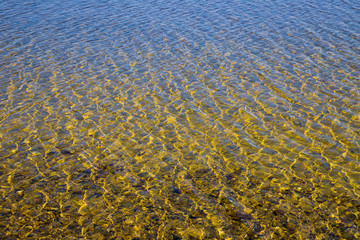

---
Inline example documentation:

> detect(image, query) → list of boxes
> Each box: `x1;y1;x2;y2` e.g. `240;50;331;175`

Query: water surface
1;0;360;239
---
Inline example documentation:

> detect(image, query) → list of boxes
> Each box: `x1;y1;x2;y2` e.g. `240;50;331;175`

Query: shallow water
1;0;360;239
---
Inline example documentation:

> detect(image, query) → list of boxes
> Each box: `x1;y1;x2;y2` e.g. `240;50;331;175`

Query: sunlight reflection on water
0;0;360;239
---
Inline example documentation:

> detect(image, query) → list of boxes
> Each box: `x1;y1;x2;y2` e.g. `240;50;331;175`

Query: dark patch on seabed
0;0;360;239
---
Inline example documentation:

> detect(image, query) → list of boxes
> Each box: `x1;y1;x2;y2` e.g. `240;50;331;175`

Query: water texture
1;0;360;239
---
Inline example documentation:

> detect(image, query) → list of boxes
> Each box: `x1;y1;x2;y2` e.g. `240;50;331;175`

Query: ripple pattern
0;0;360;239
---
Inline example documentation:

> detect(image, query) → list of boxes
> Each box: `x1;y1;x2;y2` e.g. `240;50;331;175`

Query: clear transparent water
0;0;360;239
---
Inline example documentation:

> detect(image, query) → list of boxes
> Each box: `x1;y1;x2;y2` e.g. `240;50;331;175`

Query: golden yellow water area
0;0;360;239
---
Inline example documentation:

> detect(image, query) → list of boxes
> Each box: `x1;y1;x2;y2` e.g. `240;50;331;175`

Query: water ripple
1;0;360;239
